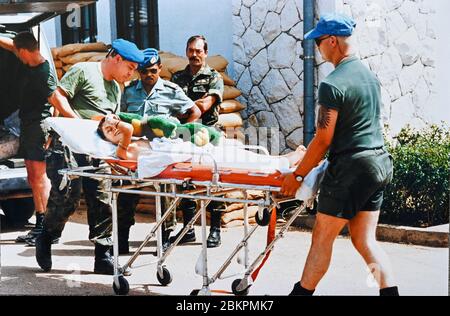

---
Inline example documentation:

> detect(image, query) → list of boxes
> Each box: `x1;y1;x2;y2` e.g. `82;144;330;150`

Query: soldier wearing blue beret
118;48;201;254
35;39;145;275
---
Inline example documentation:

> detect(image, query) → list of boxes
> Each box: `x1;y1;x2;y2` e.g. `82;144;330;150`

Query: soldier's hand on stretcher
280;173;302;197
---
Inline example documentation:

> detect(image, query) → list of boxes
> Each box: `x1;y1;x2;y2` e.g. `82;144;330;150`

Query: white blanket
44;117;117;158
137;138;292;178
44;117;327;201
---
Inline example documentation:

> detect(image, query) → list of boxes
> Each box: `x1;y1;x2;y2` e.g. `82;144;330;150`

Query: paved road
0;211;448;296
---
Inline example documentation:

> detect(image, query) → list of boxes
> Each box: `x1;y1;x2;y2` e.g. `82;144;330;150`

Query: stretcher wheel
255;208;271;226
112;276;129;295
156;267;172;286
231;279;250;296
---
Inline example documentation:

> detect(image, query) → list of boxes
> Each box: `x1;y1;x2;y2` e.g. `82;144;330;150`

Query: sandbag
54;60;63;68
206;55;228;72
224;190;265;200
220;72;236;86
88;52;108;62
56;68;64;80
51;47;60;59
223;86;242;100
60;52;102;64
219;99;245;114
164;57;189;74
160;65;172;80
62;64;72;72
224;203;245;213
159;51;178;58
224;128;245;143
218;113;243;128
222;205;259;224
59;42;109;58
222;217;257;228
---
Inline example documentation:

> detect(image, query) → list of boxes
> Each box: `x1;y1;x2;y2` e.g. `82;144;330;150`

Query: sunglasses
139;68;159;75
315;35;332;47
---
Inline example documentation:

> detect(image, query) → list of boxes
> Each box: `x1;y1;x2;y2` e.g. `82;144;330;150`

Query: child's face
101;114;122;144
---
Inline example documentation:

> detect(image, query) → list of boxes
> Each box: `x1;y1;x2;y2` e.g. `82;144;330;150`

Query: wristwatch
294;173;304;183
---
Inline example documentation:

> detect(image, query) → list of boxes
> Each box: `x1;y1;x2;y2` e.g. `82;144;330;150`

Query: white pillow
44;117;117;158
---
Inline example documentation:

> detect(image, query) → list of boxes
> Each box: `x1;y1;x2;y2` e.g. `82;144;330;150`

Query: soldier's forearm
0;37;15;52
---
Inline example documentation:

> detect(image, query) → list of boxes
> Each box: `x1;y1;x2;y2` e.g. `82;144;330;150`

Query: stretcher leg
123;196;179;271
210;218;259;283
112;192;129;295
243;192;249;269
231;203;308;296
198;196;211;296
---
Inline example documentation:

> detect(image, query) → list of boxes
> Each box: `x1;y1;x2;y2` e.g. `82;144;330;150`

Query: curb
290;214;449;248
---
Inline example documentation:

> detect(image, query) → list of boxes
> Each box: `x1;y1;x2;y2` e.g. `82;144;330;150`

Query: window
116;0;159;49
61;3;97;44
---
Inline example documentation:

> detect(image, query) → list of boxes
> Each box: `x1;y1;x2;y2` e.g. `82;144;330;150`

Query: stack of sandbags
218;190;266;228
51;42;110;80
160;53;245;143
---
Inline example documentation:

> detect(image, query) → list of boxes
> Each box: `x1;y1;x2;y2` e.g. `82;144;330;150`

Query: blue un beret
111;39;145;64
139;48;160;69
304;13;356;40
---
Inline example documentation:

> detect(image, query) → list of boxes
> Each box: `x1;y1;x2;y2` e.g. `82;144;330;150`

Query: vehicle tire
1;197;35;224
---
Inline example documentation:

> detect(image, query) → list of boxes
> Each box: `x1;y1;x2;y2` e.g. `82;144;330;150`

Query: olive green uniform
19;60;57;161
317;56;393;219
171;65;224;126
44;62;120;245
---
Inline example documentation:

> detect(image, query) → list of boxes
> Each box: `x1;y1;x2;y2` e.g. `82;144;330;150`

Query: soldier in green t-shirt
0;32;57;246
34;39;145;275
281;14;398;296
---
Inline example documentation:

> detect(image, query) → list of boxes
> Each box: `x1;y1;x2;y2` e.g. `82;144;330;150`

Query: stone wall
341;0;437;137
232;0;439;152
232;0;305;154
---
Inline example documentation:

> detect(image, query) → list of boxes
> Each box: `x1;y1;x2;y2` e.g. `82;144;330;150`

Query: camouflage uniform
44;135;113;245
44;62;123;246
172;65;226;226
171;65;224;126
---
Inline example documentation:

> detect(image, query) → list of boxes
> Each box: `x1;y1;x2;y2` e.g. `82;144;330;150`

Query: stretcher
46;117;328;296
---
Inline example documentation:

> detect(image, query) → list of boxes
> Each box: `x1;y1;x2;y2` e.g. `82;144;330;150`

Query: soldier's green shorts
317;148;393;220
19;119;49;162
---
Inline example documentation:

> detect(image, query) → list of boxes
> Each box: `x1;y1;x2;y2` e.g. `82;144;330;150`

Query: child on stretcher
97;113;306;169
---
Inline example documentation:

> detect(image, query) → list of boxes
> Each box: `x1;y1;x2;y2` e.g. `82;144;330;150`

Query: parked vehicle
0;1;96;224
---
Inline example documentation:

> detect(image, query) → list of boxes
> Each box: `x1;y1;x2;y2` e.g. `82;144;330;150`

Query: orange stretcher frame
100;157;293;296
104;159;286;188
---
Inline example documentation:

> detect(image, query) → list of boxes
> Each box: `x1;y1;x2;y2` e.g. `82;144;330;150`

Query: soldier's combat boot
35;231;53;272
16;212;44;243
207;209;222;248
170;203;196;244
94;244;114;275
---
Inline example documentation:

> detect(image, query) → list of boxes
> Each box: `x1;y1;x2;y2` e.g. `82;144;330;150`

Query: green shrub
381;124;450;227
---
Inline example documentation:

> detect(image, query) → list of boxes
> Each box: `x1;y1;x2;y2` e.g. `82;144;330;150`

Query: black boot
162;228;172;252
35;231;53;272
169;203;196;244
118;227;130;255
94;244;115;275
16;213;44;243
207;209;222;248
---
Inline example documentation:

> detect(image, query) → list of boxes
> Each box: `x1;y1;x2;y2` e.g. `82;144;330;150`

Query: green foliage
381;124;450;227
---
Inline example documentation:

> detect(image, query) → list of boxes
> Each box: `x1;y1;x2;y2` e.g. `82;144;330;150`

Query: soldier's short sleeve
170;85;195;116
208;71;224;103
59;64;85;99
318;82;343;111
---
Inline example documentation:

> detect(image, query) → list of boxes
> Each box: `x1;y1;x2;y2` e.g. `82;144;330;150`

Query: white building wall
158;0;234;77
96;0;116;44
232;0;447;150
